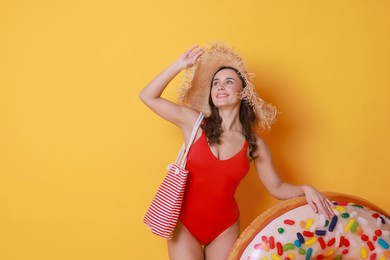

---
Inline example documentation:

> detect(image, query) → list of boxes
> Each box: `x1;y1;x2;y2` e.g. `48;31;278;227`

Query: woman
139;43;334;260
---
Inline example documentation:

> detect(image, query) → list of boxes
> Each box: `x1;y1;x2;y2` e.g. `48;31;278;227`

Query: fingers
177;45;204;69
308;200;318;214
323;197;335;218
314;197;335;219
304;188;335;219
191;46;204;60
187;44;200;52
184;45;204;66
302;185;336;219
318;200;333;219
326;198;334;210
186;45;203;57
326;198;336;216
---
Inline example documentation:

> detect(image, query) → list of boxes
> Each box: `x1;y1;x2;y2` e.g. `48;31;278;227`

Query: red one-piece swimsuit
179;130;250;245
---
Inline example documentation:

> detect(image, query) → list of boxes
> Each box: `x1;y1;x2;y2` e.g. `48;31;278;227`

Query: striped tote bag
143;113;204;239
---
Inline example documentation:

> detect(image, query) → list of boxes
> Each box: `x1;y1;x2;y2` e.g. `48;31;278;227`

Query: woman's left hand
303;185;335;219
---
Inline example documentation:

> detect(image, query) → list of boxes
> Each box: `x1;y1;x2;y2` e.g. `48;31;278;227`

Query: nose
217;83;225;90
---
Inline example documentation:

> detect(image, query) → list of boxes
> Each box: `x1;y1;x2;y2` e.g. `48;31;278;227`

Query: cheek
210;87;218;96
235;85;245;95
230;85;243;96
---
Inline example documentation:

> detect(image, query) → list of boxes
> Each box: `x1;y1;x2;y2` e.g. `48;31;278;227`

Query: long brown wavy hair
201;66;258;160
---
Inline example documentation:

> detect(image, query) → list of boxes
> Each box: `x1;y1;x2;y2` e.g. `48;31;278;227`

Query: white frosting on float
241;202;390;260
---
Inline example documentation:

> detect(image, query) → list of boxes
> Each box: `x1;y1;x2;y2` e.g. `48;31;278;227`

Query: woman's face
210;68;244;109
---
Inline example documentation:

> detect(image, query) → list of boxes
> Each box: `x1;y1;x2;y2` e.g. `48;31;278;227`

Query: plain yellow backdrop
1;0;389;259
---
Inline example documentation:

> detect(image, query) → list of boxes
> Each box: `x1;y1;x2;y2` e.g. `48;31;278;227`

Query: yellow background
1;0;389;259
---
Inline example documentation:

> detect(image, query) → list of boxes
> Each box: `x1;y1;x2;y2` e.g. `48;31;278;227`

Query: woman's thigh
204;220;240;260
167;221;204;260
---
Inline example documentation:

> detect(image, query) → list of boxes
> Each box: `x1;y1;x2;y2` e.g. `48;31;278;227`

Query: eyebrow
213;77;236;81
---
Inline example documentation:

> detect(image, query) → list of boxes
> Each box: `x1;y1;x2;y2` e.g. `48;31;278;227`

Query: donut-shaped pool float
229;192;390;260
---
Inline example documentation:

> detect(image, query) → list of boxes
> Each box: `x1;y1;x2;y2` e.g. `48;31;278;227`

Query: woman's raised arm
139;45;203;128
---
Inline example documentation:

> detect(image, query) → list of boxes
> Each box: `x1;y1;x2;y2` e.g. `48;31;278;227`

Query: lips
216;93;229;98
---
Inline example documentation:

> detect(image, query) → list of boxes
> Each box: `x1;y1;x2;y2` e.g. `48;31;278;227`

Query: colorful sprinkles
244;202;390;260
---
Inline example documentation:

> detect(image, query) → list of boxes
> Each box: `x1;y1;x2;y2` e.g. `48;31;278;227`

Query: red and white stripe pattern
143;163;189;239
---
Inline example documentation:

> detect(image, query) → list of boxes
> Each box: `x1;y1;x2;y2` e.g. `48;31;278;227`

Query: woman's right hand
139;45;204;128
176;45;204;70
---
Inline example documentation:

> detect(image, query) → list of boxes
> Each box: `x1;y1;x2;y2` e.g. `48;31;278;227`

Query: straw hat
178;42;277;131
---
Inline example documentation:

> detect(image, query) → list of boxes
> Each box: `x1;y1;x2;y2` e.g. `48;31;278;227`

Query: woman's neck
218;108;242;133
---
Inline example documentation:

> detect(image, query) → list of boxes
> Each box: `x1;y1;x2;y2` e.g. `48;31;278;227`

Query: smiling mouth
216;94;229;98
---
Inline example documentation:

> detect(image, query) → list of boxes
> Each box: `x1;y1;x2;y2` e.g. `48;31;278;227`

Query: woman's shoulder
253;135;272;159
255;135;266;147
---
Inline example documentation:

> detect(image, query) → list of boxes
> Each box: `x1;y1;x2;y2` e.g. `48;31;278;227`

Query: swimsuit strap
174;113;204;168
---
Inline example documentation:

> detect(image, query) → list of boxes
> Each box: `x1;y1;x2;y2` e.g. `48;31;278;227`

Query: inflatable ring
229;192;390;259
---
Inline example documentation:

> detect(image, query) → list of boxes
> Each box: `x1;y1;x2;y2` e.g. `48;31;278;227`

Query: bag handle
174;113;204;168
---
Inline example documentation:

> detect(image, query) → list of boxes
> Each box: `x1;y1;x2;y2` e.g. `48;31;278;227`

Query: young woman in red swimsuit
139;43;334;260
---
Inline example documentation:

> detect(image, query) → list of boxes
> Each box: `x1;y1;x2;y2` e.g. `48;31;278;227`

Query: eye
212;81;220;87
226;80;233;84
